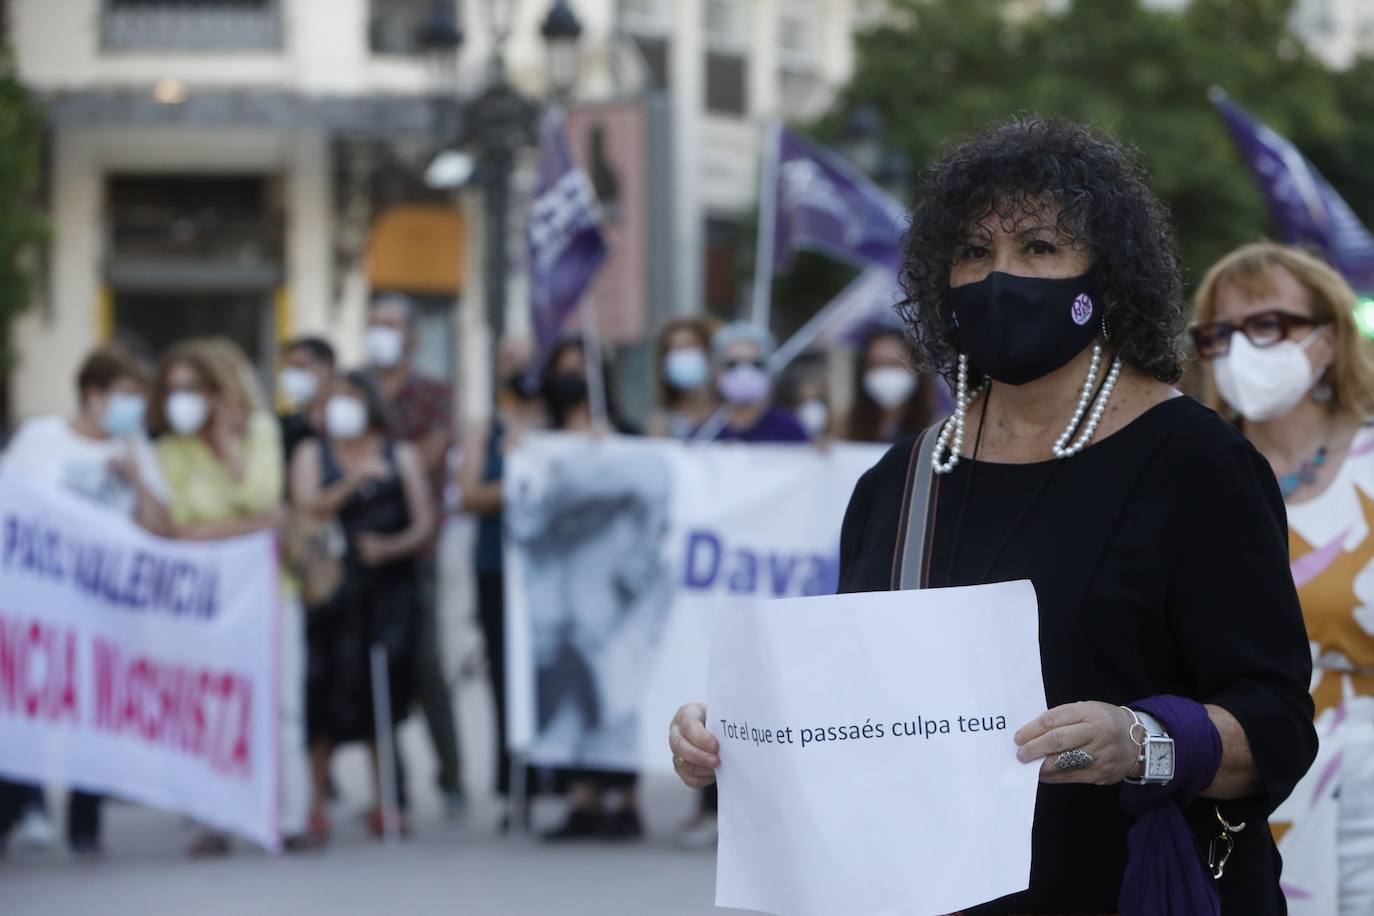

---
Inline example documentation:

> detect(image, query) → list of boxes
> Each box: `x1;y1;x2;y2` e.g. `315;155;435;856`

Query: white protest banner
503;433;885;774
0;473;280;849
710;583;1045;916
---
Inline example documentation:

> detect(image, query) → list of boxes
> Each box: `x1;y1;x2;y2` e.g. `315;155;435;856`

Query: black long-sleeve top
837;396;1316;915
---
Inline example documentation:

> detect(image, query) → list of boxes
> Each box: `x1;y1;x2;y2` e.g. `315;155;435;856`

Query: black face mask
545;372;589;411
505;373;538;401
949;270;1102;385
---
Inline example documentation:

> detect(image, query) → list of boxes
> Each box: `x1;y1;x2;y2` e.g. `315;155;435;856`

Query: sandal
187;832;232;858
367;807;410;839
284;810;329;852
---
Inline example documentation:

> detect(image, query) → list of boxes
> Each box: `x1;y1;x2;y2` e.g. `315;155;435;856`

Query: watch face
1147;740;1174;778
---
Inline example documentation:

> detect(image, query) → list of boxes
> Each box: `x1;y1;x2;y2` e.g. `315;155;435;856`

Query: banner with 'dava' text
710;583;1047;916
0;473;280;849
503;433;886;774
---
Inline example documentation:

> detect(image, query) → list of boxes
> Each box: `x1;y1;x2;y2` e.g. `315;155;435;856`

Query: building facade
8;0;872;425
1291;0;1374;70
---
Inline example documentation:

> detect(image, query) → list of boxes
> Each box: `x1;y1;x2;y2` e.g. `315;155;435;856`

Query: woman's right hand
669;702;720;789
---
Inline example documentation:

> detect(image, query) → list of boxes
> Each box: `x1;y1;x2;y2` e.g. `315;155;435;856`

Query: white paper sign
709;581;1046;916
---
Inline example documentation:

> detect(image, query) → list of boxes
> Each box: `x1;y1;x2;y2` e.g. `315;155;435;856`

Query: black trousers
0;782;100;846
67;791;101;845
0;779;24;835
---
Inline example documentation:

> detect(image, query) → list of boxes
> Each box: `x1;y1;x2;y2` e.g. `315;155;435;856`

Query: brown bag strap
891;421;945;591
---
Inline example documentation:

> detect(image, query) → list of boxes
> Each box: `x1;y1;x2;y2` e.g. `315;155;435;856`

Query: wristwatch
1121;708;1175;785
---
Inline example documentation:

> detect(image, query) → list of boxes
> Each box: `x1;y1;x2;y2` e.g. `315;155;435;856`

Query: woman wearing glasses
1193;241;1374;914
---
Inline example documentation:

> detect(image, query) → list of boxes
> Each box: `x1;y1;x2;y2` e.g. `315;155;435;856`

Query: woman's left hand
1013;701;1140;786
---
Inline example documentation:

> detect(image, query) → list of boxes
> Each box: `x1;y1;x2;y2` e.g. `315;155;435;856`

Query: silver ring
1054;749;1095;771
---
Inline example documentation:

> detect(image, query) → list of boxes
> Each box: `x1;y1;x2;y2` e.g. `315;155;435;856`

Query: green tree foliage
820;0;1364;291
0;41;46;413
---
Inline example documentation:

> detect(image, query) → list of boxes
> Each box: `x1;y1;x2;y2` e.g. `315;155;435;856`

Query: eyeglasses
723;359;765;371
1191;310;1325;360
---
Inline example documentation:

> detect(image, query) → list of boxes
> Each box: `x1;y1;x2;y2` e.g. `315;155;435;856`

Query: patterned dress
1277;423;1374;915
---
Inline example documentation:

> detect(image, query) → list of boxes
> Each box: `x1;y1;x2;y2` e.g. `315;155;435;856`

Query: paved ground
1;682;723;916
2;524;728;916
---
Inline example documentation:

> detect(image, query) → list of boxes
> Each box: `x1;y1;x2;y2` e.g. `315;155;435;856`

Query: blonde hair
1192;241;1374;418
147;337;264;437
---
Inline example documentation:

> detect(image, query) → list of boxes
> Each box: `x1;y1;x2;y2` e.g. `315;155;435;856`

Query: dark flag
1213;89;1374;293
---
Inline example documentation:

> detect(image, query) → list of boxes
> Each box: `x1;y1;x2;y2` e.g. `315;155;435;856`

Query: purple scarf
1117;695;1223;916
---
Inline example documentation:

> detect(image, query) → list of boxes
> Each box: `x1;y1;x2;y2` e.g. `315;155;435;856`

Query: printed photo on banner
503;433;885;775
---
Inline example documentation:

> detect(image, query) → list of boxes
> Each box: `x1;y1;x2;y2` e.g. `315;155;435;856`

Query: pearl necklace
933;344;1124;474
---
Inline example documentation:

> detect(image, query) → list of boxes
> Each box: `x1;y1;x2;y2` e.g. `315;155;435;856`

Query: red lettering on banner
89;636;253;780
0;613;79;724
231;678;252;775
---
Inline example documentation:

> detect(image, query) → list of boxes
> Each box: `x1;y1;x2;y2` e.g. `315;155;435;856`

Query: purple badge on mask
1071;293;1094;326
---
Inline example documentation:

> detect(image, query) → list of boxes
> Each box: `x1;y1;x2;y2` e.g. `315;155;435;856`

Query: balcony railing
101;0;283;53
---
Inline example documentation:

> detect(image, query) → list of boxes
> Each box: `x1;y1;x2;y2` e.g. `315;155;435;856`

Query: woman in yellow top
147;337;312;854
1194;242;1374;915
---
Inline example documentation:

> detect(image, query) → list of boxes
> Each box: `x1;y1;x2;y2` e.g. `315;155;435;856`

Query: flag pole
751;118;783;331
582;295;610;430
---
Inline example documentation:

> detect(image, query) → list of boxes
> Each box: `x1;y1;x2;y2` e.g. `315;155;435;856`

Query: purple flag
772;128;908;272
811;264;907;348
1213;91;1374;293
527;113;608;356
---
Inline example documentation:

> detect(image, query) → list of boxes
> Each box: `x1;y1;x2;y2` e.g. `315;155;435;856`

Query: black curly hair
898;116;1187;388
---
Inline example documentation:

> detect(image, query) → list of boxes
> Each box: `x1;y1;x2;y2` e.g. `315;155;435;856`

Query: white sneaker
15;807;57;851
677;814;718;850
443;791;468;822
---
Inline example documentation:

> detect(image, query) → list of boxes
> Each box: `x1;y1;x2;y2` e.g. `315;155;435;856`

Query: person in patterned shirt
1195;242;1374;915
366;294;465;816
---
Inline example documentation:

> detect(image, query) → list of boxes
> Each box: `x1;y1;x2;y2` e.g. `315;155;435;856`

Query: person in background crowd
148;337;312;856
457;338;546;827
647;317;719;439
843;327;940;444
671;116;1317;914
707;322;808;443
0;344;171;859
279;336;337;465
1193;242;1374;913
675;326;810;848
776;359;834;441
365;294;466;817
291;370;434;841
535;338;645;840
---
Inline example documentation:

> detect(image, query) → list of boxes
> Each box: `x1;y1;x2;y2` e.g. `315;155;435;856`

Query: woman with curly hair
668;117;1316;914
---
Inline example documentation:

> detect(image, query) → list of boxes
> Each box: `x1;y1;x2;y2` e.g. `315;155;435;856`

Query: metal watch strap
1121;706;1174;785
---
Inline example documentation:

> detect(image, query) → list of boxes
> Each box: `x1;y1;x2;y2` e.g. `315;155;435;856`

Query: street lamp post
842;104;912;202
540;0;584;106
421;0;582;398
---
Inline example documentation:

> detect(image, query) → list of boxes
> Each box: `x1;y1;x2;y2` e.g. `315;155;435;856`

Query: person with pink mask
704;322;808;444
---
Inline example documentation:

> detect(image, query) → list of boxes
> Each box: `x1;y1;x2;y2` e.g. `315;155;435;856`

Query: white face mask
365;325;406;368
324;395;369;440
796;399;830;438
100;392;146;438
863;366;918;409
278;367;318;408
1213;330;1322;422
166;391;210;435
664;347;710;391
